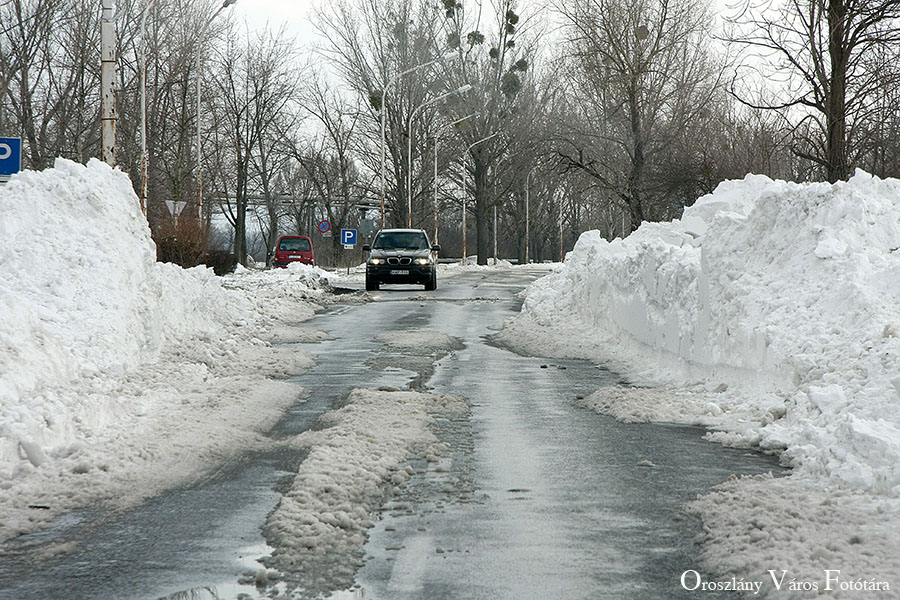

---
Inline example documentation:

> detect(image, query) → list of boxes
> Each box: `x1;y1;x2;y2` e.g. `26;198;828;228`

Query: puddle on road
373;366;419;389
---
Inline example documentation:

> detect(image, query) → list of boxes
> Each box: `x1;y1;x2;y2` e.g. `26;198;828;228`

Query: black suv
364;229;440;291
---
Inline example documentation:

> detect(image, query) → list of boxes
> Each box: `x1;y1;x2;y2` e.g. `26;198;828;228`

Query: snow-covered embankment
500;171;900;590
0;159;324;540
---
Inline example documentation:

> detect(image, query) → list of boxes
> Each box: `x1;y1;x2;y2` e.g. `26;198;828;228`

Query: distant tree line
2;0;899;267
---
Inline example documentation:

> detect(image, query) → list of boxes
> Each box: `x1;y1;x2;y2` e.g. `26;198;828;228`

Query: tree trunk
627;81;646;232
473;158;490;265
235;152;249;267
826;0;849;182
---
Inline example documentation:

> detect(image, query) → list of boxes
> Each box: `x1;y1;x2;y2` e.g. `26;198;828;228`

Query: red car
271;235;315;268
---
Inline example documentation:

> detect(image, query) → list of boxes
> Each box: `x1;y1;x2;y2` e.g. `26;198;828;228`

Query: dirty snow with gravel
262;387;467;595
500;170;900;596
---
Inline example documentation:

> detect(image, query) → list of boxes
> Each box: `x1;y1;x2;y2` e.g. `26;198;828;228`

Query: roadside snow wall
0;159;250;469
521;171;900;495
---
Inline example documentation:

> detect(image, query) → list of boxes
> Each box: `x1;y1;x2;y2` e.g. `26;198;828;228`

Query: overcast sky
232;0;319;47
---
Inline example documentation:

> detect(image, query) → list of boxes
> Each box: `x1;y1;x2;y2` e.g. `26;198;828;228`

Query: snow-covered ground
499;171;900;596
6;157;898;596
0;159;338;542
0;159;515;595
334;256;519;287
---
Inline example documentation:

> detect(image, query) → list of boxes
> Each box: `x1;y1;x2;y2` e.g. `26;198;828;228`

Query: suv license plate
390;269;409;275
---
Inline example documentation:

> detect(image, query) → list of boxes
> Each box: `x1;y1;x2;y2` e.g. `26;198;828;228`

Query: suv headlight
369;258;384;265
414;257;431;266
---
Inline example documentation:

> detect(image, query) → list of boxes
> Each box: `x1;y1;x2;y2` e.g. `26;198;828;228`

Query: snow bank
264;387;467;594
500;171;900;589
0;159;250;408
0;160;326;540
688;475;900;598
449;257;517;269
513;171;900;495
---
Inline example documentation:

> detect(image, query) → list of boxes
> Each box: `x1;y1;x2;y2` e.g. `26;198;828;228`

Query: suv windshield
373;231;429;250
279;238;311;252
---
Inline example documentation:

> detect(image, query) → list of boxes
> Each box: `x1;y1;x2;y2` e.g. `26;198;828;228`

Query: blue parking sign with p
0;137;22;177
341;229;357;246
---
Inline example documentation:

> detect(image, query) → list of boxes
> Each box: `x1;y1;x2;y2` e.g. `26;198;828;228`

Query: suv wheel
366;276;380;291
424;269;437;291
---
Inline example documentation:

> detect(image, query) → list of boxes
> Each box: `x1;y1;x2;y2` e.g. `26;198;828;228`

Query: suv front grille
387;257;412;265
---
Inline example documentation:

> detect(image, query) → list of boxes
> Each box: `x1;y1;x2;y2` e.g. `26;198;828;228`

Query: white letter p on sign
0;143;11;160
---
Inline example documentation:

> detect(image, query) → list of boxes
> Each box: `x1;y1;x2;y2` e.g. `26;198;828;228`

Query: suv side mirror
362;244;371;252
431;244;441;253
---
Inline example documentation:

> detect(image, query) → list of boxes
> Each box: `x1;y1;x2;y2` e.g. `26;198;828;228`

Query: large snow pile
514;171;900;496
0;159;325;540
0;158;249;410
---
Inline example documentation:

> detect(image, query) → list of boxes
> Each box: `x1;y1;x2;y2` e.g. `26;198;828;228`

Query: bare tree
438;0;538;263
726;0;900;182
206;25;298;266
553;0;724;232
284;75;369;265
316;0;448;229
0;0;100;168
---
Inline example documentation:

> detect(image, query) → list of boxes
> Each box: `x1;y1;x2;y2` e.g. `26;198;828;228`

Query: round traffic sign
318;220;331;234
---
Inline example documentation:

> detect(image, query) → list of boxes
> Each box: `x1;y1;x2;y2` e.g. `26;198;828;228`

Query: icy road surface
0;267;782;599
346;269;783;600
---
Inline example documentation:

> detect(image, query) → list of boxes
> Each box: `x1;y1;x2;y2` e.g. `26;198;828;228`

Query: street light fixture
406;84;471;228
196;0;237;213
461;132;499;264
379;51;457;228
431;112;479;244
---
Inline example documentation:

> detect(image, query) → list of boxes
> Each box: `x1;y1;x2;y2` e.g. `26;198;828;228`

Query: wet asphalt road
350;269;782;600
0;267;783;600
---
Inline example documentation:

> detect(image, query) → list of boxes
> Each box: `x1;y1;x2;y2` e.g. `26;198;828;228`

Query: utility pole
100;0;116;165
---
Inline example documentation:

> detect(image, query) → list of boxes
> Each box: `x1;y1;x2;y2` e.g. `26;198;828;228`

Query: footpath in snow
499;171;900;597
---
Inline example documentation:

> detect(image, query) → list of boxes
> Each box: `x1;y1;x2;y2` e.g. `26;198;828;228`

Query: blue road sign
318;220;331;234
0;137;22;177
341;228;358;246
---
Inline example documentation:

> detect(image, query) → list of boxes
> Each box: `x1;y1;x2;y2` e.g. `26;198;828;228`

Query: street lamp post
100;0;116;166
432;112;478;245
139;0;157;215
195;0;237;214
494;204;498;263
379;51;456;228
141;0;156;216
406;84;471;228
461;132;499;264
525;166;536;264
